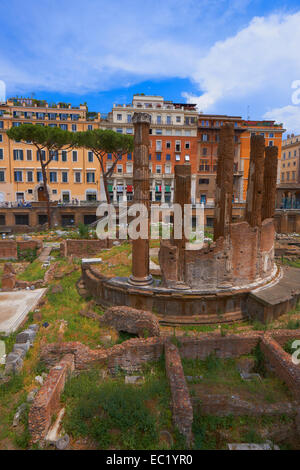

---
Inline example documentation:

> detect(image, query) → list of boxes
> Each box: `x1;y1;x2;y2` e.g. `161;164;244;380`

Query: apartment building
277;133;300;209
0;94;284;208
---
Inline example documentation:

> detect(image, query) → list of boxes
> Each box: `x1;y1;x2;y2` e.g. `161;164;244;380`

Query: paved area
38;246;52;263
0;289;46;335
251;266;300;305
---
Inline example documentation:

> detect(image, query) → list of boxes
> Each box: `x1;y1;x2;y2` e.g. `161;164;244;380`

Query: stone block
16;329;36;344
5;352;23;374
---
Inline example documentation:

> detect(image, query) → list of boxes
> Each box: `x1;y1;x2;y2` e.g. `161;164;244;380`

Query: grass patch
17;260;45;282
62;360;178;450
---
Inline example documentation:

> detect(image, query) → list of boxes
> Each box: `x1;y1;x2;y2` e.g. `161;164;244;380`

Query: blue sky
1;0;300;132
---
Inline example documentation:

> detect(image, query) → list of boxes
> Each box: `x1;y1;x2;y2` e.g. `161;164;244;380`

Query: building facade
277;133;300;209
0;94;284;211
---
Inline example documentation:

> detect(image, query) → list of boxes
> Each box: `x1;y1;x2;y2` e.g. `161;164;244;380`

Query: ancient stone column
129;113;153;286
173;163;191;283
245;134;265;227
213;123;235;241
262;146;278;220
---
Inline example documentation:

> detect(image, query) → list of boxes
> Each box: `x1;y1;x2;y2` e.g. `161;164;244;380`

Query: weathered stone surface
125;375;145;384
16;329;36;344
5;352;23;374
28;354;75;443
13;403;27;427
262;146;279;221
100;306;160;338
1;262;16;290
129;112;152;286
165;341;193;445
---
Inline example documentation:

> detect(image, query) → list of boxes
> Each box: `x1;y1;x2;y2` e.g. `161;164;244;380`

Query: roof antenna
247;105;250;121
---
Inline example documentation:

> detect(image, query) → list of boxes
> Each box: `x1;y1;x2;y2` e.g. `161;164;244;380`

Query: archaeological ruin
81;114;300;325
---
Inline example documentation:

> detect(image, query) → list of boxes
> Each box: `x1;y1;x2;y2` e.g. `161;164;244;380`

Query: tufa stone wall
100;305;161;338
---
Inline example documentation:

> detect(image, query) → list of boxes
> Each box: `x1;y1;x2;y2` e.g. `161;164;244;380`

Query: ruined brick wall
163;219;275;290
60;239;112;258
165;342;193;443
107;337;164;373
100;306;161;338
178;332;261;360
28;354;75;443
261;334;300;400
0;240;17;259
17;239;42;254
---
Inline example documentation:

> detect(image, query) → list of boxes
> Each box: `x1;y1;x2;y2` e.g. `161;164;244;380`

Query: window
156;140;162;151
202;147;208;156
127;153;132;160
185;155;190;161
157;116;162;124
0;149;3;160
175;154;180;161
199;178;209;184
166;141;171;149
50;150;59;161
107;153;112;160
50;171;57;183
0;171;5;182
88;151;94;162
86;172;95;183
37;171;43;182
72;124;77;132
74;172;81;183
166;129;172;136
126;162;133;173
156;165;162;174
202;134;208;142
37;150;46;161
0;134;2;142
269;141;274;147
166;154;171;161
72;151;78;162
14;171;23;182
176;116;181;123
62;150;67;162
165;164;171;174
156;153;161;161
166;116;171;125
15;214;29;225
88;124;93;131
175;129;182;136
117;165;123;174
117;114;122;121
53;190;57;195
62;172;68;183
127;115;132;123
126;128;133;134
0;122;3;129
116;128;123;134
185;130;191;136
60;124;68;130
185;141;190;149
156;129;162;135
27;171;33;183
26;149;32;161
269;133;274;138
175;141;181;152
13;149;24;161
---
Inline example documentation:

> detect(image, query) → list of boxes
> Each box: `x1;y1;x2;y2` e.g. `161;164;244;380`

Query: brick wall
60;239;112;258
261;334;300;400
28;354;75;443
165;341;193;443
17;240;42;254
0;240;17;259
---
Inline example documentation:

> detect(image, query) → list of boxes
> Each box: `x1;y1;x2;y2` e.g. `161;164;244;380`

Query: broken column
129;112;153;286
214;123;235;241
245;135;265;227
173;163;191;283
262;146;279;221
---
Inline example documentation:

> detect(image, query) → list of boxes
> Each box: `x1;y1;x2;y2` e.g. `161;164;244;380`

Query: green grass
182;354;290;403
17;260;45;282
62;360;179;450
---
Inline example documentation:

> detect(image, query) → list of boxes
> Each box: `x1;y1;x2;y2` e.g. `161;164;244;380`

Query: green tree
7;123;73;227
75;129;134;202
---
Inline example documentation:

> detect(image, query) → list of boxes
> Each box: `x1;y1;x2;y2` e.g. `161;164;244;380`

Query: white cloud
183;12;300;119
264;105;300;134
